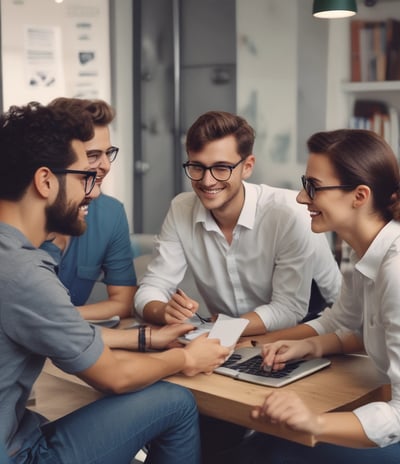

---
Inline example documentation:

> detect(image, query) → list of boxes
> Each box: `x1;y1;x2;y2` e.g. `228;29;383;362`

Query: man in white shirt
135;111;341;336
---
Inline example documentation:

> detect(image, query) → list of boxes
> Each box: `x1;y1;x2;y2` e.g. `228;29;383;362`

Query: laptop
214;346;331;388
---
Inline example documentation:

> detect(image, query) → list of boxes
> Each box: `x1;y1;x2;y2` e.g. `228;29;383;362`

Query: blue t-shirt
0;223;104;455
41;194;137;305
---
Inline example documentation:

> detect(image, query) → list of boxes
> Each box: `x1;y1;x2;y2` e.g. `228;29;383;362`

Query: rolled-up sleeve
354;391;400;447
135;205;188;317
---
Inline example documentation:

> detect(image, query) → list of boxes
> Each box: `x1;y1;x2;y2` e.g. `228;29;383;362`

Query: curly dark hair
0;101;94;201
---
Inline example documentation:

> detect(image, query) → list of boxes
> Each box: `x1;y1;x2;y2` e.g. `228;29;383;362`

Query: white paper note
207;314;249;347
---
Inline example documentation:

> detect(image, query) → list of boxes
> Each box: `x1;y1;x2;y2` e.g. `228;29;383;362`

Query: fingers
261;345;289;371
251;391;310;430
260;341;304;371
165;289;200;323
182;335;230;376
174;288;194;311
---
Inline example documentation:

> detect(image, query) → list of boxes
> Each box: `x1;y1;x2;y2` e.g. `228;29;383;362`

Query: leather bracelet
138;325;147;352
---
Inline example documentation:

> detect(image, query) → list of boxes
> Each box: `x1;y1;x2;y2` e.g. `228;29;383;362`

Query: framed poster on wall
0;0;111;110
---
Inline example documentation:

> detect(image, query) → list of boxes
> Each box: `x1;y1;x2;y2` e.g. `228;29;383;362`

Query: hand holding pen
164;287;200;325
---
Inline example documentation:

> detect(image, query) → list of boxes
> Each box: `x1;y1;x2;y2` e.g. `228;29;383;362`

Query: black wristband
138;325;147;352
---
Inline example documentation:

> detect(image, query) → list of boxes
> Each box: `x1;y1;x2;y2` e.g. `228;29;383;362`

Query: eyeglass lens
183;159;244;182
301;175;315;199
87;146;119;165
84;172;96;195
185;165;232;181
52;169;96;195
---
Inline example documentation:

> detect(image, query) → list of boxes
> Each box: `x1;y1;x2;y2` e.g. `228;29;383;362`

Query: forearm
255;324;318;344
78;286;136;320
240;312;268;336
80;346;187;393
101;326;151;351
308;332;344;358
240;312;318;339
113;348;187;389
313;412;376;448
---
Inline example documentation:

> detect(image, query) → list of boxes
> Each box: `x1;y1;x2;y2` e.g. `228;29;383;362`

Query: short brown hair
186;111;255;159
48;97;115;126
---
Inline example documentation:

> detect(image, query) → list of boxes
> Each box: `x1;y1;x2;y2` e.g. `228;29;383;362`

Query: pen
195;312;210;324
176;288;210;324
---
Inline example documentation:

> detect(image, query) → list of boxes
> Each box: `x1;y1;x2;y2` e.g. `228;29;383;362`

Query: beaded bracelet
138;325;147;352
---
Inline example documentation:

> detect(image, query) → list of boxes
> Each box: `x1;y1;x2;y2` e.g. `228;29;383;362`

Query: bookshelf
340;2;400;160
341;79;400;159
342;80;400;92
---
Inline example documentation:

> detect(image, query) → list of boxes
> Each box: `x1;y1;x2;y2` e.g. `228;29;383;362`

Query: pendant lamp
313;0;357;19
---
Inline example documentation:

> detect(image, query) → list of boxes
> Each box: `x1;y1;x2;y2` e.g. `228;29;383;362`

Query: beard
45;181;88;236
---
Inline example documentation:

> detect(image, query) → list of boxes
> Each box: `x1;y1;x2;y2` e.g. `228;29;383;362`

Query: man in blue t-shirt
40;98;136;321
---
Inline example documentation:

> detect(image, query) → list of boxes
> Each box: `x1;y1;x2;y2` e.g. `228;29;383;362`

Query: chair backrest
302;279;329;323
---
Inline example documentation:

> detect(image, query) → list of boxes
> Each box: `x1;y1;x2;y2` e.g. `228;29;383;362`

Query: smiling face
296;153;357;235
187;135;254;222
85;125;113;199
45;139;92;236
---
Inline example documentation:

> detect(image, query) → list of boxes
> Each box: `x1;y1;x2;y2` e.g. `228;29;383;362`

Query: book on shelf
386;18;400;81
350;18;400;82
350;99;399;159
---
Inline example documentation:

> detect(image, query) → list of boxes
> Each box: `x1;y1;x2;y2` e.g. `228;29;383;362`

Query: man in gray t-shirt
0;102;228;463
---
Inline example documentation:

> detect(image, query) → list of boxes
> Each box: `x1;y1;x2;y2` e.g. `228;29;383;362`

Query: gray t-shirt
0;223;104;456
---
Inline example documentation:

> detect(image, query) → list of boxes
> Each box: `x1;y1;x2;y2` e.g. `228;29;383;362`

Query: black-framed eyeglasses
182;158;245;181
86;146;119;165
51;169;97;195
301;175;355;200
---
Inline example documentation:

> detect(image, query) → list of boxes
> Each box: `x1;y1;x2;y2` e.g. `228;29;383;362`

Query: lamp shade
313;0;357;19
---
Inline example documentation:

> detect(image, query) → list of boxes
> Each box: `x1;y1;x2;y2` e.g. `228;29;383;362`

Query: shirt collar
194;181;258;231
354;220;400;280
0;222;35;250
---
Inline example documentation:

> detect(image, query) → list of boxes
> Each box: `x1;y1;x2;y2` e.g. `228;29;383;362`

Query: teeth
203;189;222;194
79;205;88;211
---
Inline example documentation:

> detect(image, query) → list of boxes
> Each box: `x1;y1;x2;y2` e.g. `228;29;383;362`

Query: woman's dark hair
307;129;400;221
0;101;94;201
186;111;255;159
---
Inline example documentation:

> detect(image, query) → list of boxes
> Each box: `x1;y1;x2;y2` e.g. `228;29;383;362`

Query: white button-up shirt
308;220;400;447
135;182;341;330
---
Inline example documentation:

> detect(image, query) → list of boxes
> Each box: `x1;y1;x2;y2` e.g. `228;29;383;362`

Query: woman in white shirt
247;129;400;463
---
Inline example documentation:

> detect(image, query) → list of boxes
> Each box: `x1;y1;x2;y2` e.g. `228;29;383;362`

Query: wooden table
39;347;388;447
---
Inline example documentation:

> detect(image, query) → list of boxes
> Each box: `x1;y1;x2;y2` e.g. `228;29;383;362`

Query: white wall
11;0;395;230
100;0;134;231
236;0;298;188
236;0;330;190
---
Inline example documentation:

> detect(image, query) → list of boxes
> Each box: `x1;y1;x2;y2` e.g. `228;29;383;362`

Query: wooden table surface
40;346;388;447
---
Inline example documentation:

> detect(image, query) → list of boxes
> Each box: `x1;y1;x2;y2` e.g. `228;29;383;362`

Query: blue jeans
226;433;400;464
11;381;200;464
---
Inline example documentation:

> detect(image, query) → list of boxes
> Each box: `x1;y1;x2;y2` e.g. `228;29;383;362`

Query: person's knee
159;382;198;416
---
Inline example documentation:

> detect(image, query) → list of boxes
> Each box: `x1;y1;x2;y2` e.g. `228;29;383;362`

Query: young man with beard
41;98;137;321
0;102;229;463
135;111;341;336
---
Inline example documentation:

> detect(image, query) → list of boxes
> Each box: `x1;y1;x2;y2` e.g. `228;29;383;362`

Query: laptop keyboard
221;354;304;378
